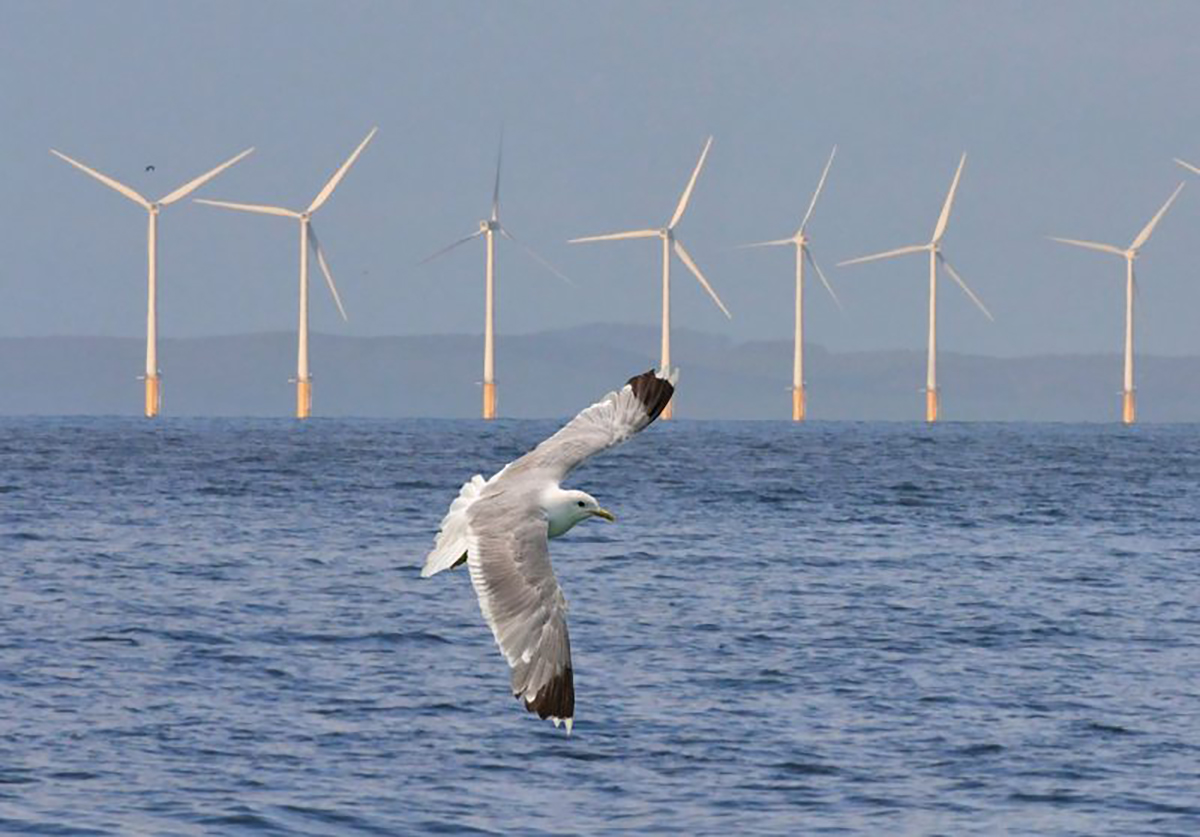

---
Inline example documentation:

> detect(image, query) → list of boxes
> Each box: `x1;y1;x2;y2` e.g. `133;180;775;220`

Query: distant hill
1;326;1198;421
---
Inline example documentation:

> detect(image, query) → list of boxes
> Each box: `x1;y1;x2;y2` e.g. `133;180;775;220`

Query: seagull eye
577;501;586;507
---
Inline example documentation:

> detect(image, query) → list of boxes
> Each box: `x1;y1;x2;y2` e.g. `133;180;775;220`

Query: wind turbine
196;128;377;419
50;145;254;417
838;153;992;423
738;146;840;421
419;134;570;420
1049;180;1185;424
569;137;731;419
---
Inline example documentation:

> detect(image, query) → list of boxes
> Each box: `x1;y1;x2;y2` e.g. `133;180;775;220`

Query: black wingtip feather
627;369;674;423
522;667;575;721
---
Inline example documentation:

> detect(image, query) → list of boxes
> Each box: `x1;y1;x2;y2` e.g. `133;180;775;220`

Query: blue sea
2;418;1198;836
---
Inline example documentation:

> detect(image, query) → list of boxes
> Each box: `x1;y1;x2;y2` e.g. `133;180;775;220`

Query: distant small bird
145;165;155;172
421;367;677;733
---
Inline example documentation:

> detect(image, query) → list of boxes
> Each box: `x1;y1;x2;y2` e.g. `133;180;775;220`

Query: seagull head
545;488;615;538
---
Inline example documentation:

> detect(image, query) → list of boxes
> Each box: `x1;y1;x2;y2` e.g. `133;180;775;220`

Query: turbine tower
838;153;992;423
196;128;377;419
738;146;841;421
50;146;254;417
1049;180;1185;425
569;137;732;419
419;133;570;420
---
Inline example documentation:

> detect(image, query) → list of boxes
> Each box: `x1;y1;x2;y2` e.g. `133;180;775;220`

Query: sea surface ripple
1;418;1198;835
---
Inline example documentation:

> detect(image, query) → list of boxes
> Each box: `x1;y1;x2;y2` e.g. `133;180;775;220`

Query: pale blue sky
3;0;1200;357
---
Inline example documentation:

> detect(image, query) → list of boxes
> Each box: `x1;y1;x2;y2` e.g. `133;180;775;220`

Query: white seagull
421;368;677;733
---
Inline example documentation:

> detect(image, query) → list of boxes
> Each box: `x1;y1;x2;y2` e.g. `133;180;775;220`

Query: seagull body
421;368;676;733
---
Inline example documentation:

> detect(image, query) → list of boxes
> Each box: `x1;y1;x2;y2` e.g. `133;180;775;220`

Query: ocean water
1;417;1199;836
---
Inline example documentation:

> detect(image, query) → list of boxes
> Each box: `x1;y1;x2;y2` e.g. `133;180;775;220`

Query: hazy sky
4;1;1200;359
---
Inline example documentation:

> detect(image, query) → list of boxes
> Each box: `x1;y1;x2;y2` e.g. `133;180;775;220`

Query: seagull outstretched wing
513;367;677;482
466;501;574;729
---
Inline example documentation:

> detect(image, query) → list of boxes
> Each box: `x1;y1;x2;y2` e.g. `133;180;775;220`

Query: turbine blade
1129;181;1185;251
194;198;300;218
799;145;837;233
1046;236;1125;256
308;223;348;321
668;136;713;229
568;229;660;244
499;227;572;284
938;253;993;321
50;149;150;208
417;230;483;265
307;127;378;214
1175;158;1200;176
157;147;255;206
673;238;731;319
804;246;842;310
491;128;504;222
837;243;928;267
735;238;794;249
931;152;967;244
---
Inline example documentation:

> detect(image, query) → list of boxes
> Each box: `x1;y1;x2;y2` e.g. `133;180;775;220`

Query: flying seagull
421;367;677;733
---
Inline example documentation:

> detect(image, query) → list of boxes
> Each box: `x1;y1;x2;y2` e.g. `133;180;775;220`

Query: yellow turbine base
482;382;497;420
661;398;673;421
296;379;312;419
144;375;160;418
1123;390;1136;425
792;387;806;422
925;389;939;423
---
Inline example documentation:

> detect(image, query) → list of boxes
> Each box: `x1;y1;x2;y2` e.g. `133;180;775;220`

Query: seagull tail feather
421;474;486;577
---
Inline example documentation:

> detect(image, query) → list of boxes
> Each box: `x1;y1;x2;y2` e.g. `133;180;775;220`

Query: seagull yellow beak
591;508;616;522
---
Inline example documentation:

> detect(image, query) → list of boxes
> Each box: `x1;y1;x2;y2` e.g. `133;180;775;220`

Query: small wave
952;743;1004;756
776;760;840;776
195;809;283;831
0;815;112;836
1008;790;1090;806
4;531;45;542
1079;720;1138;736
256;629;452;646
80;635;140;647
0;770;37;785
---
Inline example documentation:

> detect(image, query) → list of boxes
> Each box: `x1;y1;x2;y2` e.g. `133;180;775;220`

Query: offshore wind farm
20;132;1200;423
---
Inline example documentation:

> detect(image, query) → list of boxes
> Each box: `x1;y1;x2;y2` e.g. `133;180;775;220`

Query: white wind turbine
738;146;841;421
838;153;992;422
569;137;731;419
196;128;377;419
1049;180;1185;425
419;134;570;420
50;145;254;417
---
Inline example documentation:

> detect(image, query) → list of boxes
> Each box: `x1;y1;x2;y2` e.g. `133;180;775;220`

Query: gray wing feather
510;367;676;482
466;494;574;724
